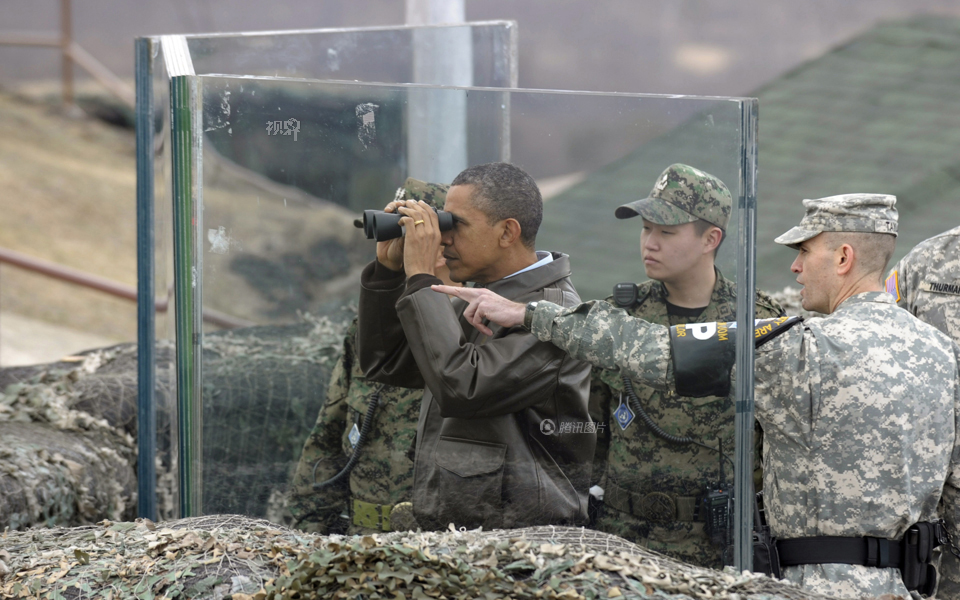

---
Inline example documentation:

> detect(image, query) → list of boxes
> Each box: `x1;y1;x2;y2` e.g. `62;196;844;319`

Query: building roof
541;15;960;297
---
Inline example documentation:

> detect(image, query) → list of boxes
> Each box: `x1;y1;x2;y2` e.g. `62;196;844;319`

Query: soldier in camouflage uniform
886;225;960;596
288;179;455;535
886;225;960;343
589;164;782;568
435;194;960;598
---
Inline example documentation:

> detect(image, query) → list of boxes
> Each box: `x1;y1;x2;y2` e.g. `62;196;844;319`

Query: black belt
777;536;903;569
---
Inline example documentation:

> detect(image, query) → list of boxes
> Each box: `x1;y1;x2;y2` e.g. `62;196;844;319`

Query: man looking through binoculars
356;161;594;531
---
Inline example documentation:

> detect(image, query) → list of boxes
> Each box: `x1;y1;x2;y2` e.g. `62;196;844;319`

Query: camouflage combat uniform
590;162;783;568
591;274;782;569
887;225;960;343
524;195;960;597
288;318;421;535
887;225;960;596
528;291;960;598
289;177;449;535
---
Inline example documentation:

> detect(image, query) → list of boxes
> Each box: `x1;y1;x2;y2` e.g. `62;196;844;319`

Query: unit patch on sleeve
885;270;900;302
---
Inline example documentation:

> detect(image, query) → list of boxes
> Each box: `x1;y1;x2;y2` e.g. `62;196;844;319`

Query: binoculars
360;207;454;241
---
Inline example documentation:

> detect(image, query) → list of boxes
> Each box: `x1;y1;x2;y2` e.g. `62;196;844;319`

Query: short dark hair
451;162;543;248
693;219;725;255
821;231;897;282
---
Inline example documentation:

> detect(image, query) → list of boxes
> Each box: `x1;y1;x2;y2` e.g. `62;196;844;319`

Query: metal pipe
0;246;253;330
0;246;137;301
68;42;135;108
0;34;60;46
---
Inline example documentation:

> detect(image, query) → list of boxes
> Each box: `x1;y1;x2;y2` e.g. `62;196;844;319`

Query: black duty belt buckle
865;537;892;568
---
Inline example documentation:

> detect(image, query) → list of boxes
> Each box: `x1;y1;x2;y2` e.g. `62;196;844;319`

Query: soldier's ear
702;226;723;254
836;243;855;275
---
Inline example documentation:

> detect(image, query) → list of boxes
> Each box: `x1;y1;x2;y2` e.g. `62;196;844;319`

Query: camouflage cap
615;164;732;230
354;178;450;228
774;194;898;249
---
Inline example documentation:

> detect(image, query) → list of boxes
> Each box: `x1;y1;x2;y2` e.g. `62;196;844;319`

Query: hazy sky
3;0;960;98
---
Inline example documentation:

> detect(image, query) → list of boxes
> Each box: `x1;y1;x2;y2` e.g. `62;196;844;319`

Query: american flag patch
885;270;900;302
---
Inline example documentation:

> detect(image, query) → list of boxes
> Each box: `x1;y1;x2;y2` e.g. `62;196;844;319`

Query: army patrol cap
615;163;732;230
354;178;450;228
774;193;898;249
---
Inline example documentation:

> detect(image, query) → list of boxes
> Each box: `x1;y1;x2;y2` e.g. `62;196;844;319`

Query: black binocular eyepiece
360;208;454;241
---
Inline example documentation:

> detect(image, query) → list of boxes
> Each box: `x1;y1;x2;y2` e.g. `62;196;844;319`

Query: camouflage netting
0;516;841;600
0;347;139;531
0;287;851;600
199;311;350;519
0;311;352;531
0;290;825;533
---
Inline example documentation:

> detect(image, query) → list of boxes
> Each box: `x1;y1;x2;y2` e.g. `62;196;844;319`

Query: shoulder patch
885;270;900;302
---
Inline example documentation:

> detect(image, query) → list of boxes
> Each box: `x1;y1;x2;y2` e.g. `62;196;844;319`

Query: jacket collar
835;291;895;312
648;268;736;322
483;252;572;298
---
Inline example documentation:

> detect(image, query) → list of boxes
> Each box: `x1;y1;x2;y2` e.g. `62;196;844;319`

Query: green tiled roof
543;15;960;298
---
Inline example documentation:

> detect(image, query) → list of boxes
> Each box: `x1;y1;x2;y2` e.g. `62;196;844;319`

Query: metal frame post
170;74;202;517
135;37;157;520
734;97;760;571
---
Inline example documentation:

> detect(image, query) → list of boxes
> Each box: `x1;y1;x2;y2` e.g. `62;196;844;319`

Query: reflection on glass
136;22;518;522
170;75;757;569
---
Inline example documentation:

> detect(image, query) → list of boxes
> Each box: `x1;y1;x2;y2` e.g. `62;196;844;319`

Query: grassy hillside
0;91;140;344
0;88;374;360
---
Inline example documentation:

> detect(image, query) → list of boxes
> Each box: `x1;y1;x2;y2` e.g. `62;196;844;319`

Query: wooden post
60;0;74;106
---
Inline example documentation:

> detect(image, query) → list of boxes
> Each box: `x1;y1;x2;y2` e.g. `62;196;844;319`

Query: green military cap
354;178;450;228
774;193;898;249
399;177;450;209
615;163;732;230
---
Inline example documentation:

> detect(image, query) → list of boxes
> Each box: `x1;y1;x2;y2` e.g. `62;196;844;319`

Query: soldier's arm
527;299;802;397
434;285;797;398
527;299;674;390
753;289;784;489
396;287;590;419
937;344;960;595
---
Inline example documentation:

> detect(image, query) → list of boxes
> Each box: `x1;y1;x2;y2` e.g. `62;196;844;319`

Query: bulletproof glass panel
135;22;517;521
170;75;759;570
